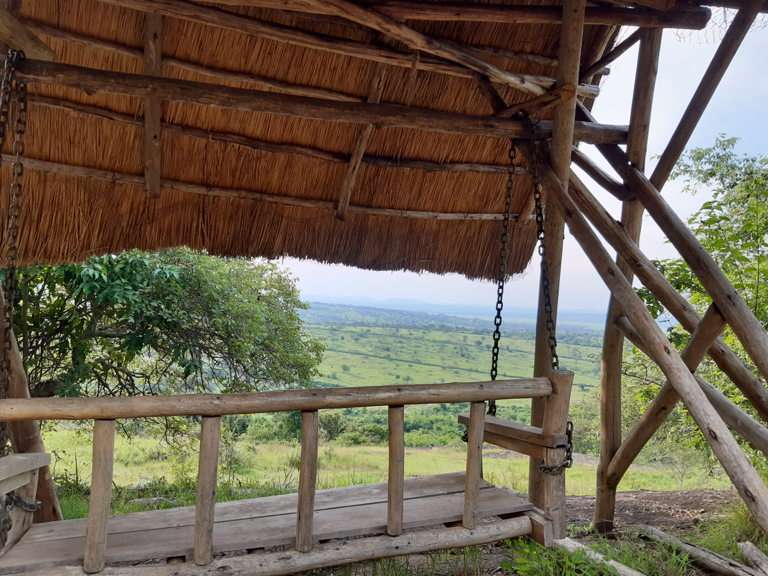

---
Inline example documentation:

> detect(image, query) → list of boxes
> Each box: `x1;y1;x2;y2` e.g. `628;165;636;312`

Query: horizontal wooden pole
29;95;528;177
210;0;711;29
2;152;514;221
10;517;533;576
15;60;625;143
0;378;552;422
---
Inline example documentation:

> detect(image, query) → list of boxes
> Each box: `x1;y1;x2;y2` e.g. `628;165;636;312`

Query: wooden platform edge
18;517;533;576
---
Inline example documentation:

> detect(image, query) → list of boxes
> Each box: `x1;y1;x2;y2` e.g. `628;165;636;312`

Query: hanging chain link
539;421;573;475
0;50;25;402
486;140;516;418
526;115;559;371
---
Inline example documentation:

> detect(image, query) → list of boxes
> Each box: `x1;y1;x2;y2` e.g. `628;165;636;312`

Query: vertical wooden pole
463;401;485;530
540;370;574;540
529;0;584;509
83;419;116;574
144;12;162;199
193;415;221;566
387;405;404;536
594;27;661;534
296;410;318;552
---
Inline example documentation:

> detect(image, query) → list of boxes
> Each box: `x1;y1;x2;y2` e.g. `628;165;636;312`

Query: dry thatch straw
2;0;616;280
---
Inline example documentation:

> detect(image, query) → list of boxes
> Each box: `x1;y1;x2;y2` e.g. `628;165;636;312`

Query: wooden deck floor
0;472;531;574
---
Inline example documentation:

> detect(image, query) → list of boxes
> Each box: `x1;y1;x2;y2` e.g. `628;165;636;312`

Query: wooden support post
613;315;768;463
0;466;38;555
528;0;582;511
387;405;404;536
650;0;764;190
604;304;726;488
568;170;768;421
516;139;768;535
193;416;221;566
297;410;319;552
143;13;162;199
336;64;386;220
462;401;484;530
83;419;116;574
539;370;573;540
594;26;661;534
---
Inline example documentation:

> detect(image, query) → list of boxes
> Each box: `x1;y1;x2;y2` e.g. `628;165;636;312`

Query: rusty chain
539;421;574;475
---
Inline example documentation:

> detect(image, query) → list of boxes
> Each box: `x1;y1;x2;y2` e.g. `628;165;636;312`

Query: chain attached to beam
539;421;573;475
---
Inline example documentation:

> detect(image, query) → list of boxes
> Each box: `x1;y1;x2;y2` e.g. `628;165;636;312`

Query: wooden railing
0;375;567;573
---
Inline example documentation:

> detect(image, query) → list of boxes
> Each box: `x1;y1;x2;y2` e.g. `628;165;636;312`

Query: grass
46;427;731;521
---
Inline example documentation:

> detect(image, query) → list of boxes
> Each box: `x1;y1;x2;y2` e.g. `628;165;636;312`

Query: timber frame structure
0;0;764;573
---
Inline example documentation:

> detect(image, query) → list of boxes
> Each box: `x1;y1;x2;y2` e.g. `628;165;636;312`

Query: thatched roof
3;0;622;280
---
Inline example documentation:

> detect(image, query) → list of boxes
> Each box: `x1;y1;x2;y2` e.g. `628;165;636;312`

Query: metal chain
0;50;23;401
539;421;573;475
5;492;41;513
486;140;516;418
527;115;559;370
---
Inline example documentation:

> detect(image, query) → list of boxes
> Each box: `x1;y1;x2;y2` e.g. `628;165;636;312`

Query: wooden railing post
194;415;221;566
83;419;116;574
463;401;485;529
387;405;405;536
296;410;319;552
539;370;573;540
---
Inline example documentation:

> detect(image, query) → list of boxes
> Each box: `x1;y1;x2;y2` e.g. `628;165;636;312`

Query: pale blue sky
284;24;768;313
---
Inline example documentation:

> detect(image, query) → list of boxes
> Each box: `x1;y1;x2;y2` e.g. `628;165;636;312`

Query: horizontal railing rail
0;378;552;422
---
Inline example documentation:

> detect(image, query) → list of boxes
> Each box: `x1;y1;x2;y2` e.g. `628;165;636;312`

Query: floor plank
0;475;530;574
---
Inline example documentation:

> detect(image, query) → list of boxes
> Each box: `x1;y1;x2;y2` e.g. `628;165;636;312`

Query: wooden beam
0;152;513;221
555;538;646;576
193;416;221;566
462;401;485;530
83;419;116;574
297;0;598;98
689;0;768;13
336;65;386;220
0;288;62;524
14;60;627;144
593;25;661;535
95;0;602;97
529;0;583;513
23;19;364;103
495;85;576;119
143;13;162;199
28;94;529;177
387;405;404;536
297;410;319;552
516;138;768;535
650;0;763;189
570;146;633;201
613;315;768;464
567;170;768;422
0;9;55;60
207;0;712;29
25;517;534;576
738;542;768;575
579;29;641;84
604;304;726;489
0;378;553;422
601;144;768;400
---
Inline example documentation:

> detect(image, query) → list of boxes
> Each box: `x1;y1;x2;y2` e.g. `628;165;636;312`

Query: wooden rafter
0;8;55;60
579;30;641;84
570;146;632;201
143;13;162;199
336;65;387;221
495;86;576;119
13;60;627;144
0;153;511;222
627;29;663;168
208;0;712;29
94;0;601;99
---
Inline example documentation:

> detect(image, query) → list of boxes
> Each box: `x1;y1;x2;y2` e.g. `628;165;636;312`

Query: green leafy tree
12;248;324;399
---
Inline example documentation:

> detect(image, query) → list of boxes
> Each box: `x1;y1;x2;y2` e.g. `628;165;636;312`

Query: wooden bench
0;453;50;557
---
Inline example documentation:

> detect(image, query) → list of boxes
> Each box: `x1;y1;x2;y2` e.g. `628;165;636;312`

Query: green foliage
13;248;323;400
500;538;620;576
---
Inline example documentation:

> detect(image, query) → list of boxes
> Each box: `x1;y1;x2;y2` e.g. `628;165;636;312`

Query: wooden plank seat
0;472;532;574
458;413;567;459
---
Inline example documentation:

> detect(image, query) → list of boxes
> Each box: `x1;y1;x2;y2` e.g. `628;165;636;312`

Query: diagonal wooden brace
516;139;768;534
604;304;726;488
568;172;768;421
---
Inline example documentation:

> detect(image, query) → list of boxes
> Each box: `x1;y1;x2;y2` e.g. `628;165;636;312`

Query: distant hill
301;294;605;332
299;298;606;333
